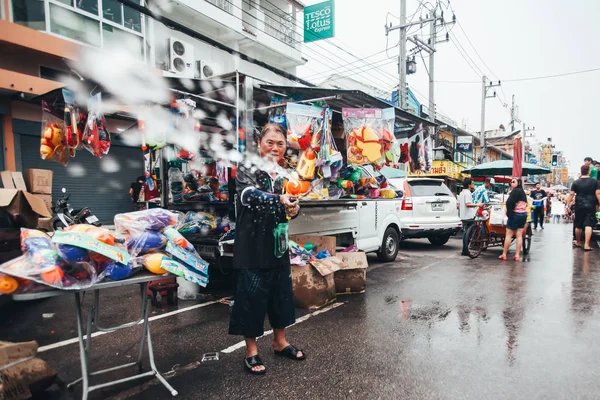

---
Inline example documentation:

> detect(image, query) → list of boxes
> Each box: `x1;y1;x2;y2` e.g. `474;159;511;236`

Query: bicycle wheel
466;223;484;259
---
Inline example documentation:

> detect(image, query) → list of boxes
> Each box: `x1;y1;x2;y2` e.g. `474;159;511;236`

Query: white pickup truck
289;198;403;262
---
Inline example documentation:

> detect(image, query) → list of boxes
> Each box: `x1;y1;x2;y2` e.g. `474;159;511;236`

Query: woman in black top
500;177;528;261
229;124;305;375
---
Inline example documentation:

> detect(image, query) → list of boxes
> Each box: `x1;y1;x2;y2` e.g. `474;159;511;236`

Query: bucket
177;277;200;300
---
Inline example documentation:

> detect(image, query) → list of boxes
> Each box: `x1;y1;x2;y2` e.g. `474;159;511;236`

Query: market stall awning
258;85;436;128
462;160;551;177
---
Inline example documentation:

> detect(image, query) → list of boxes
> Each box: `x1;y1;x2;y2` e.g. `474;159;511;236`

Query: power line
302;48;389;80
503;66;600;82
449;32;485;78
455;20;497;79
436;66;600;83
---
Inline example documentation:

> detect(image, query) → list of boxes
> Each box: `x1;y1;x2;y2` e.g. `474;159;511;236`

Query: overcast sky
297;0;600;172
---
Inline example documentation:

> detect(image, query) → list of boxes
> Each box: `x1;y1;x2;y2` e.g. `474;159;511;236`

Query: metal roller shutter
20;135;144;224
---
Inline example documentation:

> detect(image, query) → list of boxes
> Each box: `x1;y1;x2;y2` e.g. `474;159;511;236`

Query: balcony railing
206;0;235;14
263;11;299;49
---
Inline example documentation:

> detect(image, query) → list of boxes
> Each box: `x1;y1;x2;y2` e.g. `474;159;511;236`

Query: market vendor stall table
12;272;178;400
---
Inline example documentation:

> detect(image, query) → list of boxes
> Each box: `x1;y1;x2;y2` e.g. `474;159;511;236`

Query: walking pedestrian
228;123;305;375
499;177;528;261
584;157;598;179
459;178;477;256
551;195;565;224
530;183;547;229
567;164;600;251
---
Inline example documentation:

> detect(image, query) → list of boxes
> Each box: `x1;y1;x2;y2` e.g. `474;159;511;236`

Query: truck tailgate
290;201;359;236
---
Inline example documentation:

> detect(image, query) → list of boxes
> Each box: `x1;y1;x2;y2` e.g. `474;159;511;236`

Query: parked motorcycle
52;188;101;230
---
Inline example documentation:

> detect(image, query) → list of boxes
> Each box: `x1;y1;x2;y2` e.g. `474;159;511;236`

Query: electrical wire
208;0;397;90
436;66;600;84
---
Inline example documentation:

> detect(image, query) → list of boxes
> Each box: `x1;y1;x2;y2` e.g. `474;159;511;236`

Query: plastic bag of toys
0;229;99;290
82;93;111;158
115;208;180;236
62;89;82;158
380;108;400;166
343;108;386;166
285;103;323;151
40;101;69;166
176;211;217;235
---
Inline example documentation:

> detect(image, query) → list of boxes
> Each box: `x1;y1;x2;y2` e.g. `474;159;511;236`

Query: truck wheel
428;235;450;246
378;227;400;262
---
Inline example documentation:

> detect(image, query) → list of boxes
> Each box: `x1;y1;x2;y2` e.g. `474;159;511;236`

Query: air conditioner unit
196;61;217;79
168;38;194;78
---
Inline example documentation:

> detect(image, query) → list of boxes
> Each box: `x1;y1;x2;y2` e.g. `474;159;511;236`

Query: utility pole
510;94;515;131
385;2;449;113
398;0;407;110
428;8;436;122
479;76;501;164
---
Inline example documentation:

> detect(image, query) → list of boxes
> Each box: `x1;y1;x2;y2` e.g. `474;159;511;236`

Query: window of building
49;3;101;46
102;23;143;58
11;0;145;57
11;0;46;30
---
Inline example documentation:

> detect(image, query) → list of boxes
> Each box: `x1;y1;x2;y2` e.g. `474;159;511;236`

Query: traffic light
551;154;558;166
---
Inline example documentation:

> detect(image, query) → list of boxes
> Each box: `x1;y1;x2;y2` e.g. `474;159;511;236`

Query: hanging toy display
285;103;323;151
62;89;81;158
40;101;69;166
343;108;392;166
82;93;111;158
380;108;400;166
315;108;343;180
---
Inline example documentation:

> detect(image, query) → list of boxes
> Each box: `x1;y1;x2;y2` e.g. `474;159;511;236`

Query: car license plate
197;245;217;259
86;215;99;223
431;203;444;211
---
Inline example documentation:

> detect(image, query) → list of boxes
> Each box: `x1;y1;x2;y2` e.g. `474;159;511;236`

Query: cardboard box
290;235;338;310
0;190;51;229
34;195;53;216
24;170;53;195
37;218;53;233
0;341;56;400
0;172;27;191
334;252;368;294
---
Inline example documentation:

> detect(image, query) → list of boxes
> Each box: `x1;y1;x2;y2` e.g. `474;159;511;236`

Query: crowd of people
458;156;600;258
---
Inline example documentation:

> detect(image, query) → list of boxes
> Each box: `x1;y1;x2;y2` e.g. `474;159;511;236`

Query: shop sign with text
304;0;335;43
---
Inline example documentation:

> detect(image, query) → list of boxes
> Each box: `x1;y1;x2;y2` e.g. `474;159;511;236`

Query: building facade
1;0;307;222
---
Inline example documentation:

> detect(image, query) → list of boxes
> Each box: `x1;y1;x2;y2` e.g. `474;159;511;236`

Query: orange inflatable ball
0;275;18;294
142;253;166;275
41;266;64;285
285;180;310;195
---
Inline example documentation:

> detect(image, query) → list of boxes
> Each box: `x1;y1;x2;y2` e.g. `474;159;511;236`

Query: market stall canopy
462;160;551;177
257;85;436;128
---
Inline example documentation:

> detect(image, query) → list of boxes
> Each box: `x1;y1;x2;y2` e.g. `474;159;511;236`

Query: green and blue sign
304;0;335;43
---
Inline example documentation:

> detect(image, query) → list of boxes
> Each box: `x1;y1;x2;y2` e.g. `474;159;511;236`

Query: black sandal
274;345;306;361
244;355;266;375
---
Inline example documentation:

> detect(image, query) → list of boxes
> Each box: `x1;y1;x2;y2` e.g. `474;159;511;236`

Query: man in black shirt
567;165;600;251
530;183;548;229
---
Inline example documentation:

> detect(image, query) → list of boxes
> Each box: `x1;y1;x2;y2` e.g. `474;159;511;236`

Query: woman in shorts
500;177;528;261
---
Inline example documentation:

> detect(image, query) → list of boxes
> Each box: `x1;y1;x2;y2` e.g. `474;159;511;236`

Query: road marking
221;302;344;354
38;300;219;353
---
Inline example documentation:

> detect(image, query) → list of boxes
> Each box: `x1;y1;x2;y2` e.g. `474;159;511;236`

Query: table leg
136;283;149;372
68;292;90;400
145;314;179;397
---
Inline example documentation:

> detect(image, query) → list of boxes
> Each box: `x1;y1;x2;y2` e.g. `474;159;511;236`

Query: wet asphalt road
2;222;600;399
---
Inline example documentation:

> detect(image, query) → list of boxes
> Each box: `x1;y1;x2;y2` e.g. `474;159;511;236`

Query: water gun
297;148;316;180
